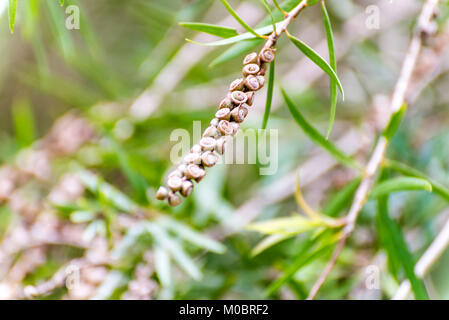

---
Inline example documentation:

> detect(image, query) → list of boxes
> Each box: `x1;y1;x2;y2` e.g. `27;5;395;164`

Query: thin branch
307;0;441;300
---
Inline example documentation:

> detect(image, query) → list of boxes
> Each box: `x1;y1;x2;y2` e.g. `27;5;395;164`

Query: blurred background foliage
1;0;449;300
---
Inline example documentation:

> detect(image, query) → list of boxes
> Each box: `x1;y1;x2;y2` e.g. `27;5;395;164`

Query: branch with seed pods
156;0;308;207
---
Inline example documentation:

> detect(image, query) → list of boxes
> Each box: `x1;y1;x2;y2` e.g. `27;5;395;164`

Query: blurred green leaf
9;0;17;33
12;98;36;148
179;22;238;38
209;38;263;67
247;215;325;235
370;177;432;199
251;233;293;257
70;210;95;223
154;246;173;288
260;0;276;31
324;177;362;217
383;104;407;140
262;61;275;129
220;0;262;38
282;89;359;169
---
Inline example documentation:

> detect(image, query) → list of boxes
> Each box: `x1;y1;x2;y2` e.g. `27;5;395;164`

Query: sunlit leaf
8;0;17;33
370;177;432;199
251;233;293;257
220;0;262;38
179;22;238;38
247;215;325;235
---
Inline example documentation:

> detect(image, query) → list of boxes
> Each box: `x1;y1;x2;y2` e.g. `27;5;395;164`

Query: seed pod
184;152;201;165
177;164;187;175
229;78;245;91
156;186;169;200
185;164;205;181
246;92;255;106
257;75;265;88
217;120;234;136
231;105;248;123
215;137;228;155
230;91;248;105
168;170;183;179
219;97;233;109
181;180;194;197
215;108;231;121
168;192;182;207
231;122;240;135
167;175;183;192
201;151;218;167
190;144;202;154
260;48;275;63
200;137;217;151
203;125;219;138
242;64;260;77
245;75;260;91
258;67;266;76
210;118;220;127
243;52;259;65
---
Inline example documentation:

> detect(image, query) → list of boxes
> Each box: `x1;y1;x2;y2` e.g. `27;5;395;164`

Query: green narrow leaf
287;34;344;99
220;0;263;38
60;0;64;5
260;0;276;32
323;177;362;217
247;216;325;236
383;104;407;140
272;0;286;15
12;98;36;148
154;246;173;288
179;22;238;38
385;159;449;202
8;0;18;33
262;61;275;129
251;233;293;257
370;177;432;199
282;89;359;169
209;38;263;67
321;1;338;139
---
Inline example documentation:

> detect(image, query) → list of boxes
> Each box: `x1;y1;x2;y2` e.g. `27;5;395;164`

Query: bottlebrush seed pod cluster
156;48;275;206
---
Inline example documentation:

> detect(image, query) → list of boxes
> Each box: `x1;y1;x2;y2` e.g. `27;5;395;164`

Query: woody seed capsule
167;175;183;192
190;144;202;154
184;153;202;165
203;125;219;138
181;180;194;197
219;97;233;109
231;122;240;135
168;170;183;179
168;192;182;207
215;108;231;121
210;118;220;127
200;137;217;151
229;78;245;91
215;137;227;155
260;48;275;63
177;164;187;175
231;106;248;123
230;91;248;105
257;75;265;88
245;75;260;91
242;64;260;77
243;52;259;65
201;151;218;167
185;164;206;181
217;120;234;136
156;186;169;200
246;92;255;106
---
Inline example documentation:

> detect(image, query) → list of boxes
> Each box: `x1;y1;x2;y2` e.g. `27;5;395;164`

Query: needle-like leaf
220;0;263;38
8;0;17;34
262;61;275;129
179;22;238;38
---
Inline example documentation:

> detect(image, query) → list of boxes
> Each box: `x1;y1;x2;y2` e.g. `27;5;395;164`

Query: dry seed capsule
177;164;187;175
215;137;227;155
217;120;234;136
219;97;233;109
210;118;220;127
230;91;248;105
231;122;240;135
246;92;255;106
258;67;266;76
181;180;194;197
215;108;231;121
229;78;245;92
201;151;218;167
190;144;202;154
185;164;205;181
257;75;265;88
168;192;182;207
260;48;275;63
203;125;219;138
200;137;217;151
184;153;201;165
242;64;260;77
245;75;260;91
168;170;183;179
167;175;183;192
231;106;248;123
243;52;259;65
156;186;169;200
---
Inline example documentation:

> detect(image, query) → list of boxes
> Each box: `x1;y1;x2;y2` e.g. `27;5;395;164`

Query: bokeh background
1;0;449;299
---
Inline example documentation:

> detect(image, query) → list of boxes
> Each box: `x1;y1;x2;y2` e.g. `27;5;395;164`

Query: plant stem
306;0;441;300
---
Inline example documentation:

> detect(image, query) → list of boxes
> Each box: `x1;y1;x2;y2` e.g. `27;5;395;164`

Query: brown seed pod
246;92;255;106
168;170;183;179
210;118;220;127
258;67;266;76
215;137;228;155
167;175;183;192
168;192;182;207
215;108;231;121
242;63;260;77
229;78;245;91
190;144;202;154
203;125;219;138
243;52;259;65
156;186;169;200
185;164;205;181
230;91;248;105
231;105;248;123
245;75;260;91
260;48;275;63
184;153;201;165
177;164;187;175
200;137;217;151
180;180;194;197
201;151;218;167
219;97;233;109
257;75;265;88
231;122;240;135
217;120;234;136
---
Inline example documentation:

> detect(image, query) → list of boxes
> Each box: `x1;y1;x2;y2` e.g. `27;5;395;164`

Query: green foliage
8;0;17;33
261;61;275;129
219;0;263;38
179;22;238;38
